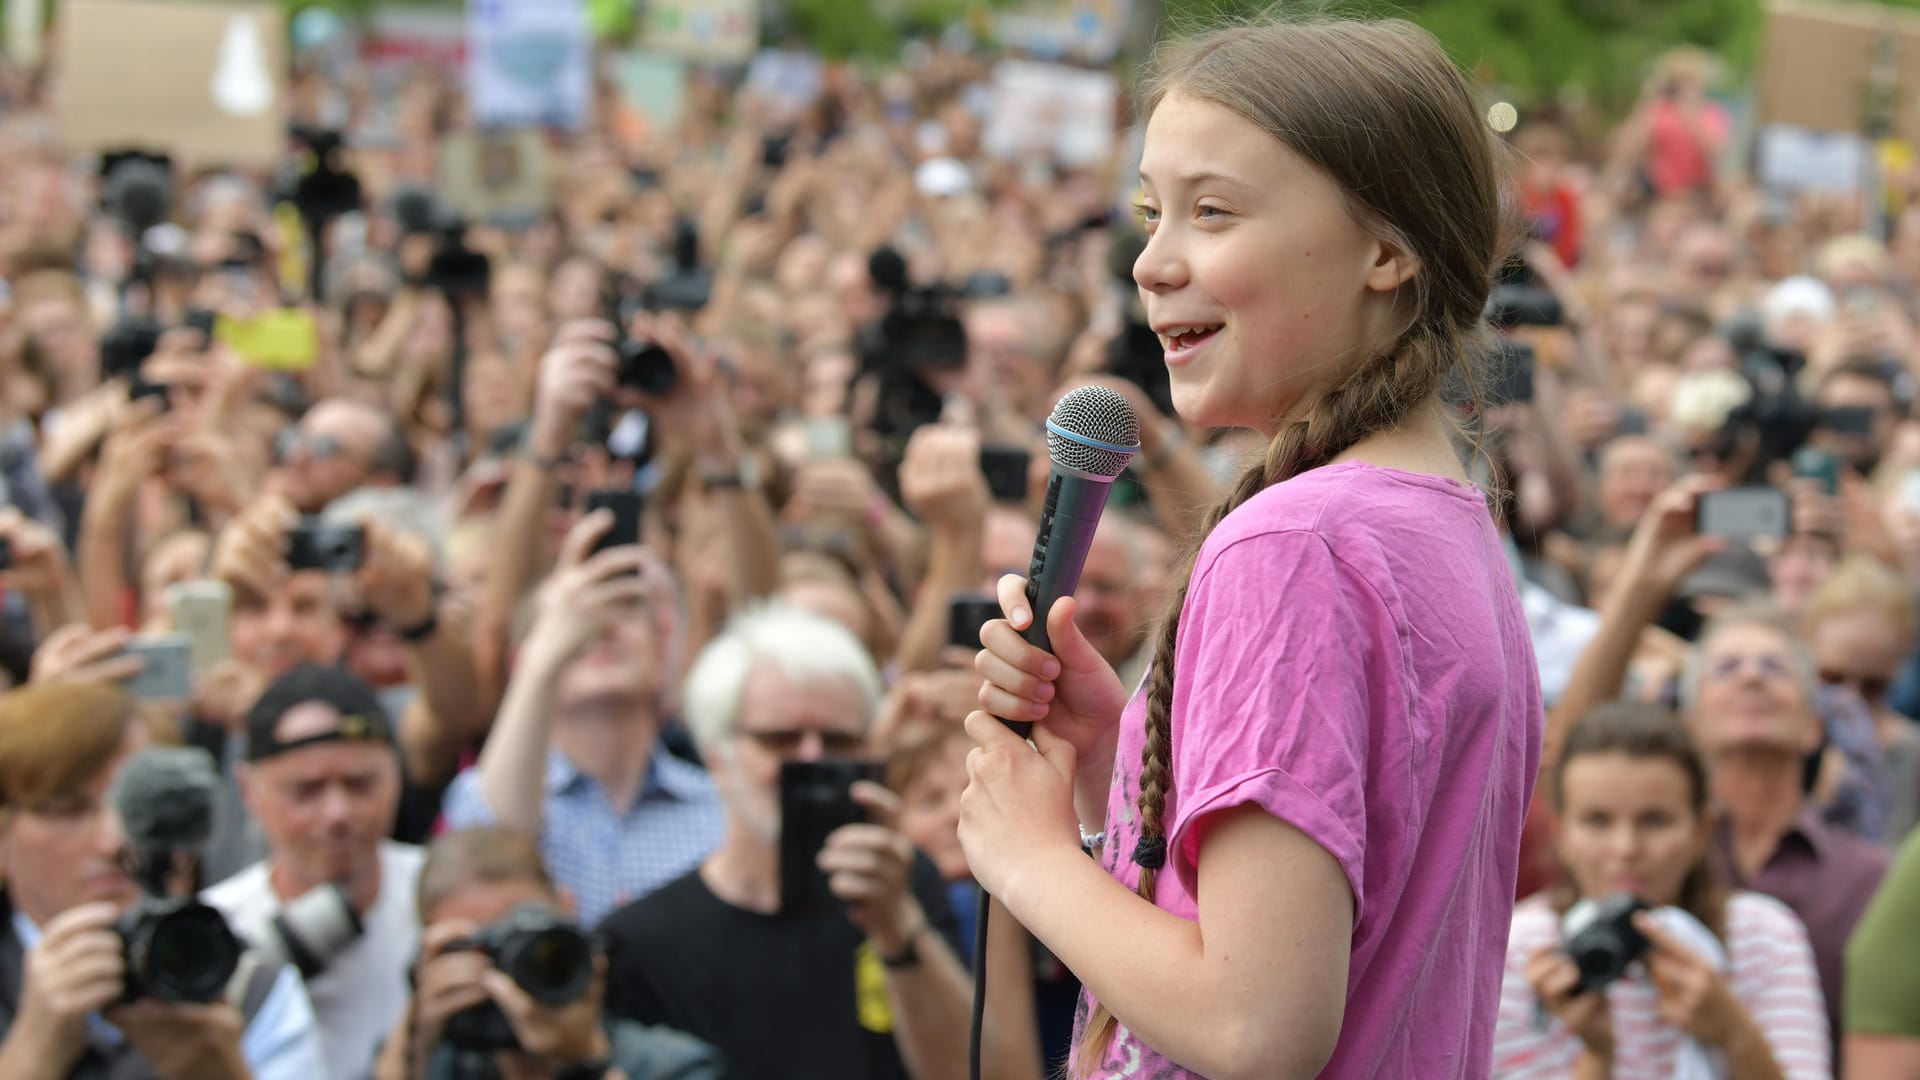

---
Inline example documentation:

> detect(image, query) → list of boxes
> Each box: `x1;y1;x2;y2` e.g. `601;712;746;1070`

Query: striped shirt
442;747;725;926
1491;893;1830;1079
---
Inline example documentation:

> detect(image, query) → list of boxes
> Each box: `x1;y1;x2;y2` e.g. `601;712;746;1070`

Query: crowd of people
0;8;1912;1079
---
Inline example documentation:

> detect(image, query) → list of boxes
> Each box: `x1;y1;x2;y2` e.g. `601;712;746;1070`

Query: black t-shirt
599;857;960;1080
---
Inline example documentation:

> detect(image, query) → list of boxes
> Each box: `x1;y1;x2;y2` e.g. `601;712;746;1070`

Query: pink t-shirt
1075;463;1544;1078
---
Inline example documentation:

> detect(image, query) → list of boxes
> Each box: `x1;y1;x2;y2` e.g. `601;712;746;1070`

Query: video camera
389;188;491;300
865;247;968;373
109;748;243;1004
601;217;714;396
1722;310;1819;471
284;126;363;227
441;905;599;1052
99;150;176;288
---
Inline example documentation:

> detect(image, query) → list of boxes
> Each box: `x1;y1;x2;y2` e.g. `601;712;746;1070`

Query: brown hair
1083;13;1504;1068
416;825;556;922
0;682;142;814
1547;702;1726;936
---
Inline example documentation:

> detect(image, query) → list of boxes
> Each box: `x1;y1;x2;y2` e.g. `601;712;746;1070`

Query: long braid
1075;326;1463;1072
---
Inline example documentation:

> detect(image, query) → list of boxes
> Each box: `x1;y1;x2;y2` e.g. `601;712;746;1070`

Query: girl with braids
956;15;1543;1080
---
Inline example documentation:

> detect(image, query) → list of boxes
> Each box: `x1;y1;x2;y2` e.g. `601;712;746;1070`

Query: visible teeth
1158;324;1220;350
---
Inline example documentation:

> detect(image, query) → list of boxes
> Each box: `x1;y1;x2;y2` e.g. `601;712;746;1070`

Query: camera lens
1572;933;1628;985
260;884;364;978
504;926;594;1005
126;901;242;1003
618;341;677;396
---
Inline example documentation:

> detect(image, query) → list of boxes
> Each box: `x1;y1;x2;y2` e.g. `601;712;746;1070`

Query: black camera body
286;521;366;573
116;895;242;1004
442;906;597;1052
1563;893;1651;994
604;290;679;397
1486;285;1564;329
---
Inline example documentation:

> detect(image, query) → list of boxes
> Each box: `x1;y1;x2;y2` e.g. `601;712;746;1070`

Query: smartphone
0;536;12;571
1821;406;1877;436
585;490;643;554
119;635;193;700
1696;488;1791;542
805;417;852;461
165;580;232;678
1792;447;1841;497
183;308;218;339
214;308;320;371
979;445;1032;504
947;592;1000;651
1616;407;1649;436
285;520;367;572
779;760;884;916
1902;471;1920;513
127;376;171;412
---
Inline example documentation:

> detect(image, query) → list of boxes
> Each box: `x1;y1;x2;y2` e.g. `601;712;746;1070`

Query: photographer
373;826;722;1080
1492;703;1826;1079
1542;478;1890;1062
206;665;426;1080
600;605;1039;1080
0;681;325;1080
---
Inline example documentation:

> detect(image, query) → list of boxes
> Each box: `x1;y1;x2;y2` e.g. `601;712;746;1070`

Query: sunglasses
1820;670;1891;706
736;728;867;757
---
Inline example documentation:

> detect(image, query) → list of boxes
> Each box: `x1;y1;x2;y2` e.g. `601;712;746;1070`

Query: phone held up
779;760;884;916
1696;487;1791;543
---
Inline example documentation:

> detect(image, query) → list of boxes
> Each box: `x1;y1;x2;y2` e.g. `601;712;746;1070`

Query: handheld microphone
1002;385;1141;738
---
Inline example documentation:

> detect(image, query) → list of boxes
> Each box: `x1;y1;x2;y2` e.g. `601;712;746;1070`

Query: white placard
466;0;591;131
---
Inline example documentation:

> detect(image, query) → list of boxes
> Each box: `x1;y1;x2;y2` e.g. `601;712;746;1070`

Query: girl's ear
1364;238;1420;294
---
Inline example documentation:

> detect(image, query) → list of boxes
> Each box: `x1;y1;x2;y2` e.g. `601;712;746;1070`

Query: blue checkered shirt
442;747;726;926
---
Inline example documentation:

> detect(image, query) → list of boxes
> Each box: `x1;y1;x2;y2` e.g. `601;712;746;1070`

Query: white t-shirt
205;841;426;1080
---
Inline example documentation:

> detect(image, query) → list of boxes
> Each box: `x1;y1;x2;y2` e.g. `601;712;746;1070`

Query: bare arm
1544;477;1722;777
1846;1035;1920;1078
1003;804;1351;1080
476;517;655;834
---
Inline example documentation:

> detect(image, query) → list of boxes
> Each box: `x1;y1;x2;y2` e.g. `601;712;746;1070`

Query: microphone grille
1046;385;1141;479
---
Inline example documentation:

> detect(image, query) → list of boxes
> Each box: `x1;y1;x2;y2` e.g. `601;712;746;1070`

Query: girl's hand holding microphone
959;573;1129;902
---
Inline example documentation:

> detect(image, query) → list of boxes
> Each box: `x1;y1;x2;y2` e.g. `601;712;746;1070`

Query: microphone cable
969;883;991;1080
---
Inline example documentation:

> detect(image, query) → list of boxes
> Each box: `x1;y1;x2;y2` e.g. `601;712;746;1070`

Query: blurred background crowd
1;0;1920;1077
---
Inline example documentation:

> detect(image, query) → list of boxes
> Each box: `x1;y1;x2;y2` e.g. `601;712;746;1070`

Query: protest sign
56;0;284;167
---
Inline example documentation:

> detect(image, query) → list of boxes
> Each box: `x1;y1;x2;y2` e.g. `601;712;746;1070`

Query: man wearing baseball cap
203;664;425;1080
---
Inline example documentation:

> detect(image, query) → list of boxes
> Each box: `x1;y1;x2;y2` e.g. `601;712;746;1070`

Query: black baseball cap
245;664;394;764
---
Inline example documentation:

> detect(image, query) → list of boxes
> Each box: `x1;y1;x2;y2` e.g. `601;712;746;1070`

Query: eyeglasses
1821;670;1891;706
1705;653;1793;682
735;727;867;757
277;430;345;463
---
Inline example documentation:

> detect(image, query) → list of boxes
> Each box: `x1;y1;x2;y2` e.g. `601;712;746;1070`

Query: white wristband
1079;824;1107;850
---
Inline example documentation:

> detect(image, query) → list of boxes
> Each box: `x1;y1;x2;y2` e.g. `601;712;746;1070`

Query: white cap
1764;275;1836;325
915;157;972;198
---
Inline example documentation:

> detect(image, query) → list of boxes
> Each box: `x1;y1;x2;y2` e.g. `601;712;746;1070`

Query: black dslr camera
442;905;598;1051
1563;894;1651;994
108;747;243;1003
116;896;243;1003
286;519;367;573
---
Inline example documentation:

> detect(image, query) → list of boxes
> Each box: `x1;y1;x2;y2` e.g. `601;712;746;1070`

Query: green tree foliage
1157;0;1920;111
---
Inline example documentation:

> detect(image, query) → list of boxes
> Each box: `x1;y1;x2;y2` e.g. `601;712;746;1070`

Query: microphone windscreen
110;746;220;852
1046;385;1141;479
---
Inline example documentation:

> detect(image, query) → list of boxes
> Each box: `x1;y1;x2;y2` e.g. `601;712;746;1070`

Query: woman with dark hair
1492;702;1829;1079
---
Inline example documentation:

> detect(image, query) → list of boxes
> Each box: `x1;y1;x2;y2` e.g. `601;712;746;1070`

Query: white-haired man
599;604;1038;1080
